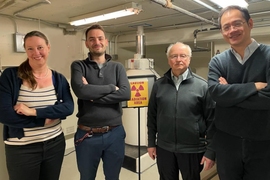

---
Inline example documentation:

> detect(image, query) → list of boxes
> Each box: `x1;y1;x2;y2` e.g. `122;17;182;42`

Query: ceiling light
69;2;142;26
192;0;219;13
209;0;249;8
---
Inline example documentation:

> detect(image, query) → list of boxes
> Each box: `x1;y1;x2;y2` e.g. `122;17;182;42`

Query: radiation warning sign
127;78;148;107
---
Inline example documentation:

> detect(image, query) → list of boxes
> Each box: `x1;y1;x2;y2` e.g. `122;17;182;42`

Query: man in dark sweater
208;5;270;180
70;24;131;180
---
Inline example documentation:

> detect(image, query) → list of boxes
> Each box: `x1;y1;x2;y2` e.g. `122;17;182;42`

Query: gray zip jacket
147;68;215;160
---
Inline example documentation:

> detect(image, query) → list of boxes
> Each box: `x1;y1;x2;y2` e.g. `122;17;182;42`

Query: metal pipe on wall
151;0;219;27
0;0;15;10
136;26;146;58
13;0;51;18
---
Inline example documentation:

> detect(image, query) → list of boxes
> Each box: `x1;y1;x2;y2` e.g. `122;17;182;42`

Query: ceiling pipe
0;14;18;32
191;0;270;17
0;0;75;33
193;28;210;52
13;0;51;18
0;0;15;10
151;0;219;27
251;10;270;16
99;0;270;34
12;0;67;29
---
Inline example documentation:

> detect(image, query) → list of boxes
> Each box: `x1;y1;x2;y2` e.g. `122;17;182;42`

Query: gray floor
60;147;219;180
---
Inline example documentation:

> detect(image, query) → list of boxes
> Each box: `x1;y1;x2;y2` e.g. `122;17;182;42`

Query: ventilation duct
136;26;146;58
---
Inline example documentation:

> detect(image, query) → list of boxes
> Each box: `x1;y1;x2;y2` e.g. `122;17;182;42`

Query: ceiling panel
0;0;269;34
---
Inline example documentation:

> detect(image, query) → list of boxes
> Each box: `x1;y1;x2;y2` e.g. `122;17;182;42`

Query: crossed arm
217;76;269;109
70;61;130;104
219;77;267;90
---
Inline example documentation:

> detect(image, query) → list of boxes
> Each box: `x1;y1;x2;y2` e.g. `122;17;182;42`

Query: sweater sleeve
235;46;270;110
208;55;257;107
236;67;270;110
0;68;45;128
93;63;131;104
70;60;115;100
36;73;74;119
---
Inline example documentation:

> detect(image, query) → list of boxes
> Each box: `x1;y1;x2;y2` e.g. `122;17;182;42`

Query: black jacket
147;68;215;160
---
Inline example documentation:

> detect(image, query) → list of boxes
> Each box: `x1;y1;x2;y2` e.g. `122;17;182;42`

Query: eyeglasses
169;54;190;60
221;20;246;33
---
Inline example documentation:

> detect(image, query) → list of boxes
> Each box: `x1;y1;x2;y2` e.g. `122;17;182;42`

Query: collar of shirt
231;38;260;64
171;69;188;90
171;69;188;81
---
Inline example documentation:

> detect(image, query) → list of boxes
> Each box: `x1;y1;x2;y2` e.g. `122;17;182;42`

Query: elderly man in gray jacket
147;42;215;180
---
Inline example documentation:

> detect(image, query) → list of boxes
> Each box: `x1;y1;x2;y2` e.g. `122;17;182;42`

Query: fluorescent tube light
69;2;142;26
209;0;248;8
192;0;220;13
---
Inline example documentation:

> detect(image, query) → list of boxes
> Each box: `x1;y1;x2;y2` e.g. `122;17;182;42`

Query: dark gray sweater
70;54;131;127
208;44;270;140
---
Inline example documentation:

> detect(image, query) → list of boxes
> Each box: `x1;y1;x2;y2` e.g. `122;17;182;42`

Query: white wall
0;16;85;78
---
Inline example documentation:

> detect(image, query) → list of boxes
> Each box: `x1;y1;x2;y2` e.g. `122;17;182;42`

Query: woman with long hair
0;30;74;180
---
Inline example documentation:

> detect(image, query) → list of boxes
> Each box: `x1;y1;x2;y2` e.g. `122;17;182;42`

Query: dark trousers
5;133;65;180
214;130;270;180
156;146;204;180
74;125;126;180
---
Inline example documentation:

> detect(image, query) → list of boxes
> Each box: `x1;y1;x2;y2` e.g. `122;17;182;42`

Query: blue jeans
74;125;126;180
5;133;65;180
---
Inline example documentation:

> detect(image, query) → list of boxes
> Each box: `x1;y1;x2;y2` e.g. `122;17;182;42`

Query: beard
89;44;106;57
90;50;105;57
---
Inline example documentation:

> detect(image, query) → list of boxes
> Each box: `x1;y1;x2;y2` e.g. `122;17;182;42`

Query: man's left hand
200;156;215;170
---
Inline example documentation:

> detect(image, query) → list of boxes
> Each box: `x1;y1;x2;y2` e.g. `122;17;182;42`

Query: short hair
218;5;251;29
23;30;49;48
85;24;106;39
166;42;192;58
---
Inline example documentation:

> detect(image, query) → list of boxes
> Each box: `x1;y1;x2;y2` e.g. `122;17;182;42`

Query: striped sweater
5;85;62;145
